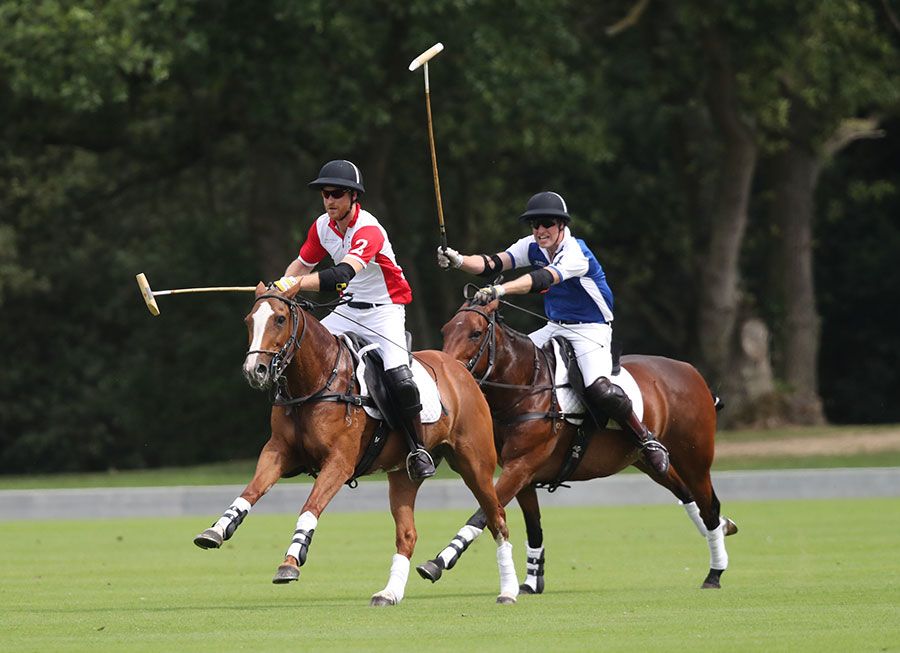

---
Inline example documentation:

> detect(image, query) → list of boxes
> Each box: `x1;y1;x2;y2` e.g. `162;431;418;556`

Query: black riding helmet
518;191;571;223
308;159;365;194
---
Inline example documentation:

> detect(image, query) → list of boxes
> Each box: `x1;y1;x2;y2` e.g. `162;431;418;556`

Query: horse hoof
416;560;443;583
193;529;223;549
272;564;300;584
723;518;739;536
518;582;543;595
701;568;723;589
369;591;397;607
496;594;517;605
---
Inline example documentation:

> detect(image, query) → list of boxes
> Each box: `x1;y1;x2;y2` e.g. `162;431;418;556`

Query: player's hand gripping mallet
135;272;255;316
408;43;447;248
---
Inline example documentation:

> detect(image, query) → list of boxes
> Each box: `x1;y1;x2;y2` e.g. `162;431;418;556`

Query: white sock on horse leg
285;511;318;563
382;554;410;603
438;524;483;568
681;501;708;537
522;544;544;592
213;497;252;537
707;523;728;570
496;538;519;599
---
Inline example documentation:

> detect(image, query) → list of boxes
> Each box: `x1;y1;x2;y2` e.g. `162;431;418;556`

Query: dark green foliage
1;0;898;471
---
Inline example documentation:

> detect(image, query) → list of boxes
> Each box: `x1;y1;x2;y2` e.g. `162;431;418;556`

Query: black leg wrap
288;528;315;566
466;509;488;530
221;504;249;541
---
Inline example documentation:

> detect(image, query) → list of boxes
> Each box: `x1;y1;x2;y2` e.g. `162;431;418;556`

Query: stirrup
406;448;436;481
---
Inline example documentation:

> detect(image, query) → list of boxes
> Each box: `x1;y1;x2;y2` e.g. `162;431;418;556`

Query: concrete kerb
1;467;898;521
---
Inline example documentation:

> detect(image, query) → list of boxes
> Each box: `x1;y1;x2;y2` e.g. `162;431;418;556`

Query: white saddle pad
550;339;643;427
341;336;442;424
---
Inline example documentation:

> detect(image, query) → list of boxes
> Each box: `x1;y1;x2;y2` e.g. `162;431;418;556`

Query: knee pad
385;365;422;414
584;377;632;421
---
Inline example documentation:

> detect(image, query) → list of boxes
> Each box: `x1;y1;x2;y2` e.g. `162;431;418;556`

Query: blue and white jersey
505;227;614;324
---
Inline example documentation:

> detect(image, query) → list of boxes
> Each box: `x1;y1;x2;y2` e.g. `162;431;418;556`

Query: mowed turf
3;499;898;652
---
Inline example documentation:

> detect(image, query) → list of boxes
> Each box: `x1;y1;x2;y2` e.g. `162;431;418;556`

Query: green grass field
3;499;899;652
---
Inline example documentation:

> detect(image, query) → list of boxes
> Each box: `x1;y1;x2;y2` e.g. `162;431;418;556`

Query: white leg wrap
380;554;410;603
438;524;483;568
285;511;318;562
213;496;252;537
521;544;544;592
681;501;708;537
496;538;519;599
707;523;728;570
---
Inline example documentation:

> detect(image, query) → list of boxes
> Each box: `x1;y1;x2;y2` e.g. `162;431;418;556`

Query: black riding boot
385;365;436;481
583;377;669;475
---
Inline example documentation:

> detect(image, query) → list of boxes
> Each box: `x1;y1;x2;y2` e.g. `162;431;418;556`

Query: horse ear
283;280;304;299
255;281;267;297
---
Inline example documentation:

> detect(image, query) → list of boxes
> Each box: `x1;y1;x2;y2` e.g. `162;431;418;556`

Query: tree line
1;0;899;473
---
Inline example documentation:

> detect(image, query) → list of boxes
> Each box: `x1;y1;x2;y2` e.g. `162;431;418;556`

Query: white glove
274;276;299;292
437;246;464;269
472;284;506;305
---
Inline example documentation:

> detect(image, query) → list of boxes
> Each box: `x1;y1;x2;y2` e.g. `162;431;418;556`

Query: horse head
242;281;308;390
440;298;501;383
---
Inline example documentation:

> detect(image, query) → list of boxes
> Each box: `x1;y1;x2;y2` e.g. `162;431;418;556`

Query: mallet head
408;43;444;71
135;272;161;316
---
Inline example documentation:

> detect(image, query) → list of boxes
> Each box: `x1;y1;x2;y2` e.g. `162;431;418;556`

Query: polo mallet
135;272;255;316
408;42;447;248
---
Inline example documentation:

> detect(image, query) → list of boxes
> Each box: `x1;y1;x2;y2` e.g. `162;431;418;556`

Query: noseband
457;306;497;384
246;293;309;380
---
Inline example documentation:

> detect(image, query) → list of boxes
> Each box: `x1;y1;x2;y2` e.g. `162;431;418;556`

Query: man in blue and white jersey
436;191;668;475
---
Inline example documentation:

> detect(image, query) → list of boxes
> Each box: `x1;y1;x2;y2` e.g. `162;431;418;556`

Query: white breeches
322;303;410;370
529;321;612;386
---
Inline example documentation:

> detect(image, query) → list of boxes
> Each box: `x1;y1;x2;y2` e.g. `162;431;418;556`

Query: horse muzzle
243;354;276;390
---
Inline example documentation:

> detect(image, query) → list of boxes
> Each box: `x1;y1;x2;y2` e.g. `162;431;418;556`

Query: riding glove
473;284;506;305
274;276;299;292
436;246;464;269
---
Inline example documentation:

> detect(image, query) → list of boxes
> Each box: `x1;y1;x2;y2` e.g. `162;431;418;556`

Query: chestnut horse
416;299;737;591
193;284;519;605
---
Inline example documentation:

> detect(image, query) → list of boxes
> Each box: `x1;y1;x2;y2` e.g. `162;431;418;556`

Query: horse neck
284;311;344;395
490;323;549;390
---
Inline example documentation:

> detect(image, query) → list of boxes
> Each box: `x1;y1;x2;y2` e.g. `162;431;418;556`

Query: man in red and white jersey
273;160;436;481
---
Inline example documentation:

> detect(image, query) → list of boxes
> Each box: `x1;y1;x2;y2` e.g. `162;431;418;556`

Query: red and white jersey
297;204;413;305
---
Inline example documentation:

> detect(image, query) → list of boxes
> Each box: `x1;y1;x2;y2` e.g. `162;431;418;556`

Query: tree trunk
769;144;826;424
696;29;760;387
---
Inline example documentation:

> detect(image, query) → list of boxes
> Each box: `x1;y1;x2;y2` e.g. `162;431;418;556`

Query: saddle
547;336;624;426
341;332;401;431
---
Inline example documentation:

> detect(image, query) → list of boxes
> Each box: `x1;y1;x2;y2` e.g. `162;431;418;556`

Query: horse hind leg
515;485;545;595
685;484;737;589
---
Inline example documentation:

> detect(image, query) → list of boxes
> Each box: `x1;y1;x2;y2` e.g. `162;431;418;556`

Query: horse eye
276;315;287;325
470;330;482;339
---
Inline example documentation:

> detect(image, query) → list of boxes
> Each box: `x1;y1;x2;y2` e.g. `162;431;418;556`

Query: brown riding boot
623;411;669;475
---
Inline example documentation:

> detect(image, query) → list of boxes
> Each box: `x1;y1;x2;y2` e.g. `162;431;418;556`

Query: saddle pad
550;339;643;427
341;337;442;424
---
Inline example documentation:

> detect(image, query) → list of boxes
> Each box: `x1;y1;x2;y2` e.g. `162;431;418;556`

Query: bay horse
192;283;519;605
416;299;737;591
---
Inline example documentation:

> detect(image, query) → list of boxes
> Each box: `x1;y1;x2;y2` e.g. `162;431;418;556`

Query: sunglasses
321;188;349;199
529;218;558;229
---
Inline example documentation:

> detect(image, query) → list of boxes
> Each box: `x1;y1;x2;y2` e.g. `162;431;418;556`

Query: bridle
457;305;498;385
246;293;309;381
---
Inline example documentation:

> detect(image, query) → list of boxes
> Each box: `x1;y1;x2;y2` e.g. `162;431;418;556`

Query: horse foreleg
514;485;546;595
370;470;420;607
193;441;294;549
272;459;352;585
